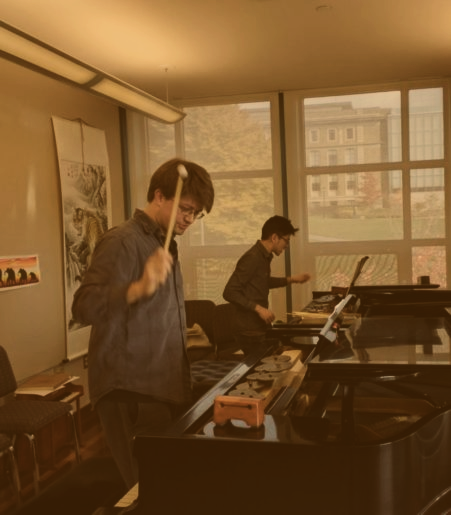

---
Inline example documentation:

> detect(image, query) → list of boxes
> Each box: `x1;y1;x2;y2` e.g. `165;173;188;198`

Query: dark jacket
223;240;287;334
72;209;192;406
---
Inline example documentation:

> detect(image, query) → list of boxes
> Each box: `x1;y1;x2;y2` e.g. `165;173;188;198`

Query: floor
0;405;110;515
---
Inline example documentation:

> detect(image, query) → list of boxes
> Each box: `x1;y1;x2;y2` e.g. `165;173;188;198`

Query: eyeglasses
178;204;205;220
279;235;290;245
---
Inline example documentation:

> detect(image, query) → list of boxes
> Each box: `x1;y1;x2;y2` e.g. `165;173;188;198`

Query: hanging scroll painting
52;116;112;360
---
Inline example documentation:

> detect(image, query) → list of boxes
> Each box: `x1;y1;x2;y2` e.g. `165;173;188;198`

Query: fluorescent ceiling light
91;77;184;124
0;21;185;124
0;26;97;84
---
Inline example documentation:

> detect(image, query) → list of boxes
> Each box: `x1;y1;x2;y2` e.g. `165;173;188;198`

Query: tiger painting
72;207;105;270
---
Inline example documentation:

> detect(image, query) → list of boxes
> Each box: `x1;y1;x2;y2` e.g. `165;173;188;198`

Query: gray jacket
72;209;192;406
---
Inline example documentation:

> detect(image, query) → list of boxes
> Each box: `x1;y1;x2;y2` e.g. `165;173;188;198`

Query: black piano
104;287;451;515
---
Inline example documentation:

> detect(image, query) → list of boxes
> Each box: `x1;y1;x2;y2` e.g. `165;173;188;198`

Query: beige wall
0;59;125;400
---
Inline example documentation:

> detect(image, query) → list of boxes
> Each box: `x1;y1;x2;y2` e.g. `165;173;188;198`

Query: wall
0;59;125;403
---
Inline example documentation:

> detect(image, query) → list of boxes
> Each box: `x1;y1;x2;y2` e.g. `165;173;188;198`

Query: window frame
284;79;451;310
172;93;288;311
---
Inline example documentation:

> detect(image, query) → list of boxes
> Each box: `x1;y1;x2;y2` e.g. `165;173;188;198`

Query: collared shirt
72;209;191;407
223;240;287;333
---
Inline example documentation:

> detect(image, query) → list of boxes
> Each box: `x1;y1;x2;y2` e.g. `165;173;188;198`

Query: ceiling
1;0;451;103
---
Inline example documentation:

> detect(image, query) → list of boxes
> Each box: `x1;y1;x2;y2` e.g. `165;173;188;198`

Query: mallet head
177;164;188;180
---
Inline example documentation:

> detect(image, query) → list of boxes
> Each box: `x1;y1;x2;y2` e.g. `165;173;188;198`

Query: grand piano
105;286;451;515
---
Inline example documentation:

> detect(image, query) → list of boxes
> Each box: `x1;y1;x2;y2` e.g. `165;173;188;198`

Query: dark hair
147;158;214;213
261;215;299;240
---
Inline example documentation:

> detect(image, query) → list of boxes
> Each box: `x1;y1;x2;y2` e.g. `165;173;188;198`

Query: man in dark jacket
223;215;310;355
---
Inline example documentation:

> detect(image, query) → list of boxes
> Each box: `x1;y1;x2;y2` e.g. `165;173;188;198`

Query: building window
328;150;338;166
304;91;401;167
309;150;320;167
328;128;336;142
346;173;356;190
311;176;321;192
346;127;354;140
329;174;338;190
310;129;319;143
344;148;356;164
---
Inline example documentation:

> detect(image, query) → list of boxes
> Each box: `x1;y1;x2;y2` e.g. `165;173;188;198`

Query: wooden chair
185;300;216;361
213;302;242;359
0;346;80;496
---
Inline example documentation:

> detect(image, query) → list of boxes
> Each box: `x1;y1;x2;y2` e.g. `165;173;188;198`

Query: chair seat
0;400;71;434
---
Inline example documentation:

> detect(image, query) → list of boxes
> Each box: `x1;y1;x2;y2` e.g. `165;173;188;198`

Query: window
346;173;356;191
344;148;356;165
310;129;319;143
410;168;445;239
285;83;448;309
346;127;354;140
410;168;444;192
327;150;338;166
409;88;444;161
180;101;279;303
304;91;401;167
133;98;281;306
307;170;403;241
128;82;448;316
328;174;338;191
309;150;320;167
311;176;321;193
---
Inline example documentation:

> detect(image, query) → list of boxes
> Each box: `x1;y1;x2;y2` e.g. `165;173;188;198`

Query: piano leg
341;382;356;442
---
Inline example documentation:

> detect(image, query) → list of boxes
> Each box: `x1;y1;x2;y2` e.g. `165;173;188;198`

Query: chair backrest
0;346;18;396
184;300;216;344
213;303;237;351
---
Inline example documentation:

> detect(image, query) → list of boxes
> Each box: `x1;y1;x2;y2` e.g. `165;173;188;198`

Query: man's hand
289;273;311;284
255;304;276;324
126;248;173;304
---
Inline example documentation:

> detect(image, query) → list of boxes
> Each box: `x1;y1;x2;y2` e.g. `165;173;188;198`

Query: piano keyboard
115;482;138;508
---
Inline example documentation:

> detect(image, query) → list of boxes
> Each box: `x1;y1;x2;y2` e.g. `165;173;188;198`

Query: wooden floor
0;405;110;515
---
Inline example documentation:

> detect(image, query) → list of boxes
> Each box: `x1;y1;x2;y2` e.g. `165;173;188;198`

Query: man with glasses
223;215;310;355
72;158;214;490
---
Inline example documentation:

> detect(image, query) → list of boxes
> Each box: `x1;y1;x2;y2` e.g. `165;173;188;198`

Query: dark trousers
95;390;175;489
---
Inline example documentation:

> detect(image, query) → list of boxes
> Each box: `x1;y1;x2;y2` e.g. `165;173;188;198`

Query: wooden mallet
164;164;188;251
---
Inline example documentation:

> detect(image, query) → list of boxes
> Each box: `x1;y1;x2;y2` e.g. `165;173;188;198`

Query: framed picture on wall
0;255;41;291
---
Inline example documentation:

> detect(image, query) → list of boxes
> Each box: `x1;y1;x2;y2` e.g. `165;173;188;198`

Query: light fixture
0;21;185;124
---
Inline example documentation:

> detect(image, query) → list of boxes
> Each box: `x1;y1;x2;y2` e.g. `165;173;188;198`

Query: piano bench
13;456;127;515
